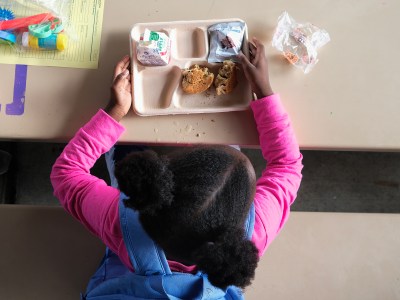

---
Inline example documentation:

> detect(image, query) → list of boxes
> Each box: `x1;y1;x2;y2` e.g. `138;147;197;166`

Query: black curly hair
114;146;259;290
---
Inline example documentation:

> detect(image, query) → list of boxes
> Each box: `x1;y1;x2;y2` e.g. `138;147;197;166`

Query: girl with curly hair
51;38;303;299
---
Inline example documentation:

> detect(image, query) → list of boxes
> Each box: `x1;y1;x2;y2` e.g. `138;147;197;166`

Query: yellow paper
0;0;104;69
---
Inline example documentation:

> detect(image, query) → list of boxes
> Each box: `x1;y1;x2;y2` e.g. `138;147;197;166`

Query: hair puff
192;228;259;290
114;150;174;215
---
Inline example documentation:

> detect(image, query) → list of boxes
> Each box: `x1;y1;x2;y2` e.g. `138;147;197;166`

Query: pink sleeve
50;109;126;254
250;94;303;256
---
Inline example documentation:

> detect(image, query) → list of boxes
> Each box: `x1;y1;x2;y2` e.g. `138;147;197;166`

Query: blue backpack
82;193;255;300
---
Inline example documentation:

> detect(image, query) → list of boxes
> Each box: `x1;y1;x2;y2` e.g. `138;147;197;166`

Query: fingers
113;69;130;91
114;55;130;80
249;42;257;60
239;37;265;65
252;37;263;48
251;37;265;66
238;51;253;70
113;55;131;91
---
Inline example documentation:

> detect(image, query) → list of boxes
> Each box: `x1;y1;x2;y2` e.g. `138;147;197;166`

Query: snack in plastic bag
0;1;71;51
136;29;171;66
208;21;246;63
272;11;330;73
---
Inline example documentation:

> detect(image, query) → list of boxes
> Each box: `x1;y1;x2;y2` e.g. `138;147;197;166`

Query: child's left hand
104;55;132;122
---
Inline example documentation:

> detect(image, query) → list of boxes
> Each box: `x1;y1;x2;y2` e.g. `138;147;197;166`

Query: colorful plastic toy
0;7;15;44
28;17;63;38
21;32;68;50
0;30;15;44
0;8;67;51
0;7;15;21
0;12;53;30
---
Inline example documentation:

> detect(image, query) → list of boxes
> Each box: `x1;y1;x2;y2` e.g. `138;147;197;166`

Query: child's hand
104;55;132;121
238;37;273;99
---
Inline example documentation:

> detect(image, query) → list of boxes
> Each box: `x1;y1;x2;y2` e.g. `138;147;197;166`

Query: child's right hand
104;55;132;122
238;37;274;99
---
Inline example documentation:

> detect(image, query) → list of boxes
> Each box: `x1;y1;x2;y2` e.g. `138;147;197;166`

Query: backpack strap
244;202;255;240
119;193;172;275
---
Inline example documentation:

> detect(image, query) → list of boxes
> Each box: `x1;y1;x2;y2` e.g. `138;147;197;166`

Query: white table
1;0;399;150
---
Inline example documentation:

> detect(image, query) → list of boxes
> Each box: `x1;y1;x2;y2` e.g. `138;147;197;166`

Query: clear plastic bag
207;21;246;63
272;11;330;74
0;0;72;51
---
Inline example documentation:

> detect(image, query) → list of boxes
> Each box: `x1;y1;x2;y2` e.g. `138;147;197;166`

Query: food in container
214;60;237;95
181;65;214;94
130;19;252;116
136;29;171;66
207;21;246;63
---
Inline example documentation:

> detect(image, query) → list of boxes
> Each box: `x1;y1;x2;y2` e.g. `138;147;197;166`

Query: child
51;37;303;299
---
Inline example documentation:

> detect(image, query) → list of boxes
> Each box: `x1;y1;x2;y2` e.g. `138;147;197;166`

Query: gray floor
0;142;399;213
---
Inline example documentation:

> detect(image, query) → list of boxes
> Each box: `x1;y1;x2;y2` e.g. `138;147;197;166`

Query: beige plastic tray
129;19;252;116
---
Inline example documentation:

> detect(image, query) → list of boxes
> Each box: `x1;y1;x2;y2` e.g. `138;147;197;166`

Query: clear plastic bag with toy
0;0;72;51
272;11;330;74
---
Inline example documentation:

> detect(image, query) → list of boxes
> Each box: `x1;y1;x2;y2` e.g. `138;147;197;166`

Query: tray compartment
173;27;207;60
177;61;252;110
133;66;181;115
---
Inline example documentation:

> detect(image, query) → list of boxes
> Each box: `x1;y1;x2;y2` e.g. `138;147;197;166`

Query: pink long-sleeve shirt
51;94;303;273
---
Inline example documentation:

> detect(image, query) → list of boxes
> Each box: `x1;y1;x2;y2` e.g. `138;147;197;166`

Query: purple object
6;64;27;115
